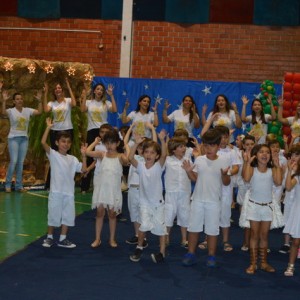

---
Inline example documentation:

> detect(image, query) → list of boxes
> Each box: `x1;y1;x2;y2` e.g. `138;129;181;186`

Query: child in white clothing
242;144;282;274
86;130;129;248
182;128;231;268
129;130;167;263
41;118;87;248
165;137;192;248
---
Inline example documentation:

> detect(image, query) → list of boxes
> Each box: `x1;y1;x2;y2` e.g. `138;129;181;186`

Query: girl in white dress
86;130;129;248
283;158;300;276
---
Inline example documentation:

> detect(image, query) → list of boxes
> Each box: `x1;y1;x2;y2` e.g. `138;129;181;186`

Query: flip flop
198;241;208;250
223;242;233;252
91;240;101;248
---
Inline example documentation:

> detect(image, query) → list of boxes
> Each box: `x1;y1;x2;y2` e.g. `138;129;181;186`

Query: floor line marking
27;191;90;206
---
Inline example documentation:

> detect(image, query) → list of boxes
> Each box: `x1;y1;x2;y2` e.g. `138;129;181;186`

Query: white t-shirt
47;148;82;196
136;161;164;207
191;155;229;203
48;98;73;131
164;155;192;193
245;114;272;144
6;107;35;138
207;110;236;143
86;99;112;131
128;154;145;185
168;109;198;137
127;111;155;138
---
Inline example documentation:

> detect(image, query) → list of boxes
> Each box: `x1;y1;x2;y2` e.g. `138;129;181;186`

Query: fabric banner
93;77;281;138
210;0;254;24
17;0;60;19
0;0;18;16
253;0;300;26
165;0;210;24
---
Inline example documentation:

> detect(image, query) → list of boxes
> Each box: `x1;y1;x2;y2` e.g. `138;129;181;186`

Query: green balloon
269;126;279;134
264;105;271;114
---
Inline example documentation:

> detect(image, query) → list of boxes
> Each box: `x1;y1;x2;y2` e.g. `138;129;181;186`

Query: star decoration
117;112;122;120
202;85;212;96
28;63;36;74
44;64;54;74
83;72;93;81
253;93;260;99
177;104;183;109
144;84;149;90
122;90;127;96
4;61;13;71
67;66;76;76
154;94;163;105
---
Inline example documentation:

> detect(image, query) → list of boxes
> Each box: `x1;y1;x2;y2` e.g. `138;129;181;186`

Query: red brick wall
1;17;300;83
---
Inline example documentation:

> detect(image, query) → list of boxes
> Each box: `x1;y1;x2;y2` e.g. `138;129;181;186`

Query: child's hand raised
158;129;167;141
45;117;53;128
80;143;88;155
182;160;195;172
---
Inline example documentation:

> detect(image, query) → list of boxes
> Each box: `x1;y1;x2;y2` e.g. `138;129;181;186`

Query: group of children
40;110;300;277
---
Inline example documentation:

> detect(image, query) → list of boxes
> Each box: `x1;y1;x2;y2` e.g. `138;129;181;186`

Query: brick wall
0;17;300;82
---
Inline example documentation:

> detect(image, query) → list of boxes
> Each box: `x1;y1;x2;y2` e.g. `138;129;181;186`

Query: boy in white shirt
41;118;87;248
182;128;230;267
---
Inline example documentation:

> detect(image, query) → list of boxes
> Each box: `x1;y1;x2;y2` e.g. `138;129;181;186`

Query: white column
119;0;133;78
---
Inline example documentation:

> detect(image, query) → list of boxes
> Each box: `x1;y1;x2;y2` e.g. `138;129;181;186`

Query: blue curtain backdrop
94;77;281;139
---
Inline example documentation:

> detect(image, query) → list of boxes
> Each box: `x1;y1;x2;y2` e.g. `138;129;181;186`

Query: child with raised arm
283;158;300;276
124;122;156;246
86;130;129;248
41;118;87;248
182;128;230;268
129;130;167;264
241;144;283;274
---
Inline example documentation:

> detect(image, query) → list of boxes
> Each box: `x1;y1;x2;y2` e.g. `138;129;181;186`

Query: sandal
241;245;249;251
91;240;101;248
223;242;233;252
198;241;208;250
284;263;295;277
109;240;118;248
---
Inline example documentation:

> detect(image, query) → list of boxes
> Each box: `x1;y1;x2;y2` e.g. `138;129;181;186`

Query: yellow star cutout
66;66;76;76
84;72;93;81
28;63;36;74
4;61;14;71
44;64;54;74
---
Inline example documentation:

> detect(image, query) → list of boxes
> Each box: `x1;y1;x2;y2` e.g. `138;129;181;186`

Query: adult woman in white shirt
162;95;200;137
1;83;42;192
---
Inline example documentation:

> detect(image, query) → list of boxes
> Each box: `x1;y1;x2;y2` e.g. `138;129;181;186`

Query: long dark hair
182;95;198;123
135;95;151;113
251;99;266;124
250;144;273;168
212;94;231;114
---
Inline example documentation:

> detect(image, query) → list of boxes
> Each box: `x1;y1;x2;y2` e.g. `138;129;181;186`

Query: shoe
5;188;11;193
142;239;148;249
223;242;233;252
91;240;101;248
297;248;300;259
206;255;217;268
182;253;197;266
126;236;138;245
16;188;27;193
57;239;76;248
130;248;143;262
181;241;188;249
198;241;207;250
109;240;118;248
284;263;295;276
151;252;164;263
279;244;290;254
241;245;249;251
42;238;54;248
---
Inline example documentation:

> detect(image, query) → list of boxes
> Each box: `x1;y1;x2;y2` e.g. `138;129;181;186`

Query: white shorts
128;186;140;223
246;200;273;222
164;191;191;228
220;194;232;228
188;201;221;236
139;205;167;236
48;192;75;227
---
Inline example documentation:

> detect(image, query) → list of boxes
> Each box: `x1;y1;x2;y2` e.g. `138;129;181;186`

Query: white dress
92;155;123;214
283;177;300;238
